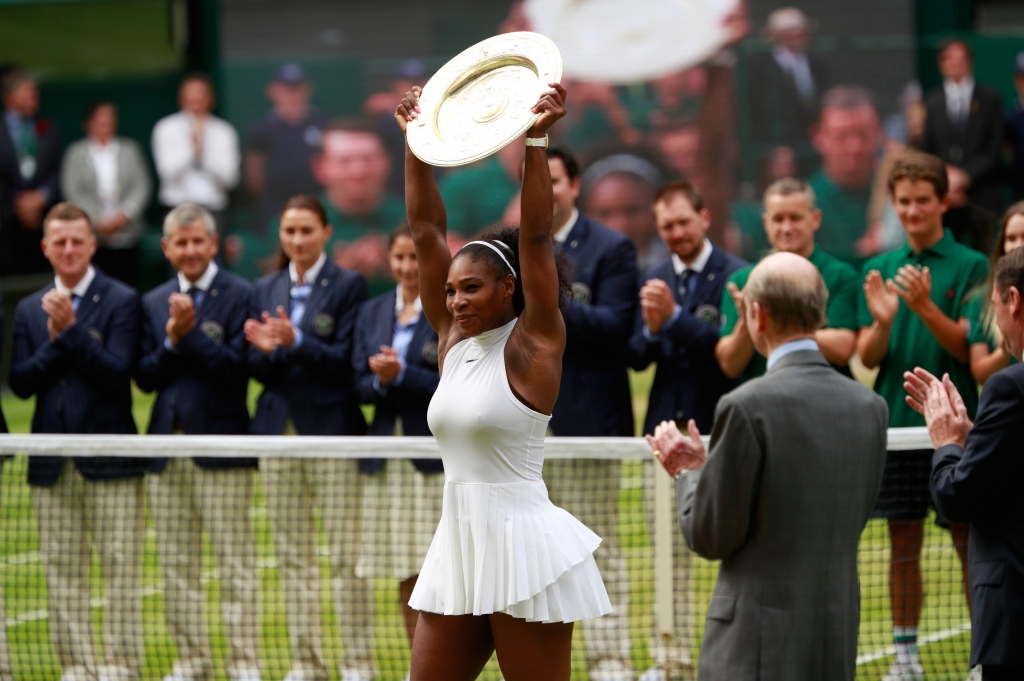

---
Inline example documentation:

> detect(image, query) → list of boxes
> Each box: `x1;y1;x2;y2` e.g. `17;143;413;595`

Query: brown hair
388;222;413;250
1;69;35;97
994;247;1024;304
937;38;973;63
653;181;705;212
276;194;329;270
43;202;93;235
887;151;949;199
976;201;1024;340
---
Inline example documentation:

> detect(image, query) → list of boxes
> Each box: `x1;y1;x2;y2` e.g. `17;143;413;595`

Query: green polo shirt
266;193;407;297
808;170;872;269
857;229;988;427
439;157;519;236
719;247;860;381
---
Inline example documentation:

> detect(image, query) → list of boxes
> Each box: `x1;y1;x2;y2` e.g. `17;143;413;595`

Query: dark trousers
985;666;1024;680
94;246;140;289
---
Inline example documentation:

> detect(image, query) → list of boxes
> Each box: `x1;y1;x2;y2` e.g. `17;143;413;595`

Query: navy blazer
932;363;1024;667
9;270;145;486
0;114;61;274
137;269;256;471
249;261;368;436
353;289;442;474
550;214;638;437
629;244;747;435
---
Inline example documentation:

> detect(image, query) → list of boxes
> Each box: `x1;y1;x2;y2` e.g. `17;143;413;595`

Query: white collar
773;46;807;64
552;208;580;244
943;75;974;96
290;253;327;286
178;261;219;293
671;239;712;276
394;285;423;316
55;265;96;298
87;138;118;154
767;338;819;369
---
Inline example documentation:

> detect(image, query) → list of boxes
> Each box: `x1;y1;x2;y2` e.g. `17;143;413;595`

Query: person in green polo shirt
438;143;522;236
265;122;406;297
857;152;987;681
967;202;1024;385
716;177;859;382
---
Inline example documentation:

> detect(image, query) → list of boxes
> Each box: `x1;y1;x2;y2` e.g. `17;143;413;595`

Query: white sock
894;625;919;665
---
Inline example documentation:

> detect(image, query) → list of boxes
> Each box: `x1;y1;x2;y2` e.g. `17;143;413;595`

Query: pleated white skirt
408;479;613;623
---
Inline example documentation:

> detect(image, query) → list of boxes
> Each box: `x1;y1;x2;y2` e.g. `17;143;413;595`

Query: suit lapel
268;269;290;318
378;290;397;349
195;269;227;324
74;272;107;327
687;249;725;310
297;262;332;334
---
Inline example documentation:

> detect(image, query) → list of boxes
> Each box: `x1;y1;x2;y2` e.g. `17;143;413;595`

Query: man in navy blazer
629;181;745;681
906;246;1024;681
541;147;639;681
8;202;145;681
136;204;260;681
0;70;62;275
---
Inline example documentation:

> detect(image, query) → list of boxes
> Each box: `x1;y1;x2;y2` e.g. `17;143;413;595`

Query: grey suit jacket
675;350;888;681
60;137;152;249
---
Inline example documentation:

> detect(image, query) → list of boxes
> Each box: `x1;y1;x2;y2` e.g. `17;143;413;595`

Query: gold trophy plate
407;32;562;167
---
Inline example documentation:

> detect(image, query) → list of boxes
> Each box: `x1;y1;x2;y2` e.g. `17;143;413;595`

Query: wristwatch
525;135;549;149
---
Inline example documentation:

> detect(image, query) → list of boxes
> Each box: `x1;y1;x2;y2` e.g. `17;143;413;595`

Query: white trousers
148;459;260;680
33;460;144;681
261;455;373;680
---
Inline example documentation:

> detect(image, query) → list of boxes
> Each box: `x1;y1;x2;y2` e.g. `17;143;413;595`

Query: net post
653;457;675;664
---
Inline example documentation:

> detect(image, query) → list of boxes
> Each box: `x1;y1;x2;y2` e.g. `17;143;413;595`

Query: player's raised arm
396;87;457;349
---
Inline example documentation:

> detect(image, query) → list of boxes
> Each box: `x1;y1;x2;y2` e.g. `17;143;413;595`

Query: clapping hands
244;307;297;354
646;419;707;478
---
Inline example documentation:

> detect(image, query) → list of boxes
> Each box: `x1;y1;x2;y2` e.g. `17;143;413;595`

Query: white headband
462;240;516;278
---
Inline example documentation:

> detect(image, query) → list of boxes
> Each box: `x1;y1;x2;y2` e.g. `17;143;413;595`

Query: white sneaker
966;666;982;681
882;661;925;681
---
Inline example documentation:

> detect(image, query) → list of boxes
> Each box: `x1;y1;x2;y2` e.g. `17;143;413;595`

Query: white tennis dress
409;318;613;623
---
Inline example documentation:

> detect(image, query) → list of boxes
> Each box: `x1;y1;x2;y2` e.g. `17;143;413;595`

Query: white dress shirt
151;111;240;210
87;139;120;218
943;76;975;127
773;47;816;103
553;208;580;244
287;253;327;349
55;265;96;312
178;261;219;306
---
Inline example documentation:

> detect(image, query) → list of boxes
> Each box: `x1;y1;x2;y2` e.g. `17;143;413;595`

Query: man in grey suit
647;251;888;681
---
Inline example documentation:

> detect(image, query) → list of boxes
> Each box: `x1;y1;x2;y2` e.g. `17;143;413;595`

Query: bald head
745;252;828;338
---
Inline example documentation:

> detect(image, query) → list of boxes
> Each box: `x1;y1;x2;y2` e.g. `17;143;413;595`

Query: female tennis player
396;83;612;681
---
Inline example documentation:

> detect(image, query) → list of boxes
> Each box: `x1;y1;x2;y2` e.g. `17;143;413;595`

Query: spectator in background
304;121;404;296
629;181;745;681
808;85;884;267
582;153;667;273
856;152;986;681
9;202;145;681
966;202;1024;386
60;101;152;287
542;147;638;681
246;63;329;232
717;178;859;382
922;39;1004;253
152;74;240;228
748;7;829;177
0;69;61;275
136;204;260;681
364;59;428;198
439;139;523;236
1005;52;1024;202
885;82;926;150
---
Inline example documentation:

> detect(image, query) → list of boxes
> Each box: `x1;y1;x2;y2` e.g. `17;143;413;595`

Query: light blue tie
290;284;311;326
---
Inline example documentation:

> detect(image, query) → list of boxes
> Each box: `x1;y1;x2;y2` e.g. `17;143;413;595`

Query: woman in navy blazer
244;194;375;681
353;223;443;650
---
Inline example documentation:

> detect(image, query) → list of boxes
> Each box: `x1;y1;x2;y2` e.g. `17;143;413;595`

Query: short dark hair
653;181;705;212
82;99;116;124
546;146;580;180
820;85;876;113
1;69;34;97
181;72;214;90
888;151;949;199
388;222;413;249
994;247;1024;303
937;38;973;63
